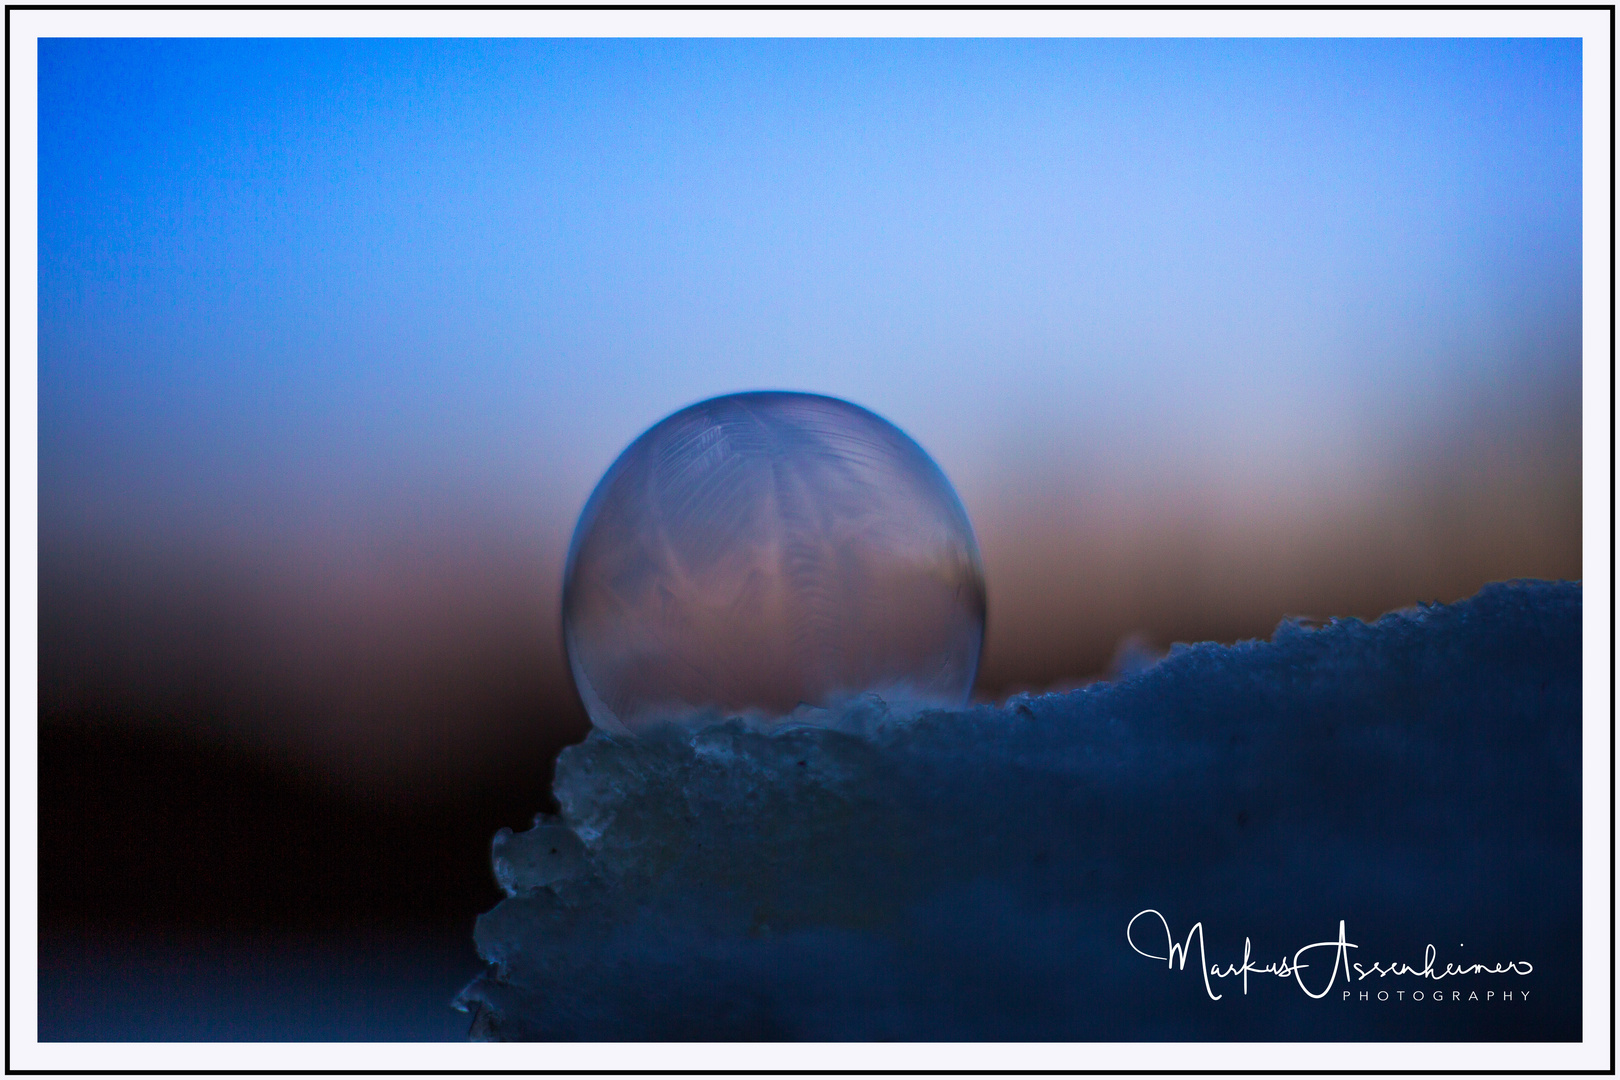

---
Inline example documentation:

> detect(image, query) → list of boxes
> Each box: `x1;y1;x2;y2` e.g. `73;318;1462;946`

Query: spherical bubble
562;391;987;735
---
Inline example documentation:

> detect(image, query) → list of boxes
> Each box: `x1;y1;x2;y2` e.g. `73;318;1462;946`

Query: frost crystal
561;391;986;735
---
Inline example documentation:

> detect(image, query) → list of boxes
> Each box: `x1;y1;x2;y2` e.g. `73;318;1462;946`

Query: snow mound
455;580;1581;1041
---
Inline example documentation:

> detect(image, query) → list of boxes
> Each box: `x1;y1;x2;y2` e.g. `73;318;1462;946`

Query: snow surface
455;580;1581;1041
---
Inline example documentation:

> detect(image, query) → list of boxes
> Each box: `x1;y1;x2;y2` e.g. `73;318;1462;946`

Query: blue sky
40;38;1580;532
35;38;1584;749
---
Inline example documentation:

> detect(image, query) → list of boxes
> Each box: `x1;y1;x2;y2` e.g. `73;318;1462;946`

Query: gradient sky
37;37;1583;783
40;38;1580;521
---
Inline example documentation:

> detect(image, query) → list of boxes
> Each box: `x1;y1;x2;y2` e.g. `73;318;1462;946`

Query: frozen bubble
562;392;986;735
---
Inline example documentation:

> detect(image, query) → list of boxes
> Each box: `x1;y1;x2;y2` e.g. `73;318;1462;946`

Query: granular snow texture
455;580;1581;1041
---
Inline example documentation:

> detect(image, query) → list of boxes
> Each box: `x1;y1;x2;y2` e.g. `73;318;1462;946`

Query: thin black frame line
6;0;14;1072
1597;5;1620;1077
4;1071;1619;1077
0;3;1617;10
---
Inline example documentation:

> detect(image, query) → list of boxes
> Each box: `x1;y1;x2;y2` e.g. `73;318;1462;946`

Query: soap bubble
562;391;987;735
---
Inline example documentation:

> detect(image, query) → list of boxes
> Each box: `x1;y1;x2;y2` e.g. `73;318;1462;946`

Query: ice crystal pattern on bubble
562;392;986;735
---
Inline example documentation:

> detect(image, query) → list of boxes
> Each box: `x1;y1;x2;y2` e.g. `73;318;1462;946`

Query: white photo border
7;6;1612;1072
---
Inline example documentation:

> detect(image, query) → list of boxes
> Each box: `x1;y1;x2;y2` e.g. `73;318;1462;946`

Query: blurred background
35;37;1581;1038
